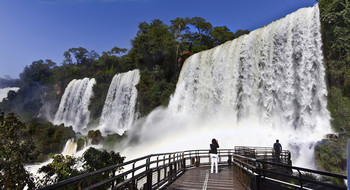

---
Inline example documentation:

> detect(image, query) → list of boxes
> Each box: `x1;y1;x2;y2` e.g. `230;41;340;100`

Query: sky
0;0;317;79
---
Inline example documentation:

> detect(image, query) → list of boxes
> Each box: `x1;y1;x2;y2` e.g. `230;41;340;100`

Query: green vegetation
316;0;350;175
102;133;125;150
38;154;80;187
27;122;76;162
82;147;125;172
136;69;176;115
87;130;102;144
328;87;350;132
0;112;35;190
76;136;87;151
315;134;348;175
319;0;350;132
38;147;125;188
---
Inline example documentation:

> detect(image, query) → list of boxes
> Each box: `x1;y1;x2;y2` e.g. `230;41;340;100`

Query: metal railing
39;149;236;190
234;146;291;165
39;147;346;190
231;148;347;190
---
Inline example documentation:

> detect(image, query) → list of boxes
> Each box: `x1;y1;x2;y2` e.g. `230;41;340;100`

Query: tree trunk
175;24;181;73
4;172;10;190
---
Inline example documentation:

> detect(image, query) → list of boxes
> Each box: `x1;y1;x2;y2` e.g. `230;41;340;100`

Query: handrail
39;147;346;190
257;159;346;179
39;149;236;190
231;152;347;190
38;154;151;189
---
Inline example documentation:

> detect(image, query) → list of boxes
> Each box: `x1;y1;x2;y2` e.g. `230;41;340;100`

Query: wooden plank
167;166;245;190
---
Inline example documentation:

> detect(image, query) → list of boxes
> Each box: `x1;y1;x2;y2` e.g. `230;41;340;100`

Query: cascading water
98;69;140;135
170;4;329;134
61;139;78;156
53;78;96;133
123;4;331;168
0;87;19;102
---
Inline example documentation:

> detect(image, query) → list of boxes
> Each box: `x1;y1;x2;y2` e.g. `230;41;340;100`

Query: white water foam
0;87;19;102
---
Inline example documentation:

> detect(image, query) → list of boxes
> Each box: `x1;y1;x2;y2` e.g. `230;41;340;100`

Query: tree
319;0;350;92
131;19;176;70
27;122;75;162
82;147;125;172
82;147;125;188
235;29;250;38
38;154;80;187
63;47;99;66
97;46;131;76
20;59;56;85
110;47;128;56
188;17;214;53
38;148;125;188
190;17;213;41
0;113;35;190
211;26;236;46
170;17;190;72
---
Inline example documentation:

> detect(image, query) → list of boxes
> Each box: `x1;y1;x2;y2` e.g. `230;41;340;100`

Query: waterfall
53;78;96;133
124;4;331;168
0;87;19;102
169;4;329;134
98;69;140;135
62;139;78;156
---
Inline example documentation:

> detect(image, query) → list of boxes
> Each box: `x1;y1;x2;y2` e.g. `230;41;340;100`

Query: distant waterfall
98;69;140;135
54;78;96;133
0;87;19;102
125;4;331;168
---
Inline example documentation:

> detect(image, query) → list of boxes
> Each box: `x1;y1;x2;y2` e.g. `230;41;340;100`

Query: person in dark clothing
209;138;219;173
273;139;282;163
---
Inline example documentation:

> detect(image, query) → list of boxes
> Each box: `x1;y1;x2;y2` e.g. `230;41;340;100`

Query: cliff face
315;0;350;174
319;0;350;132
315;134;348;175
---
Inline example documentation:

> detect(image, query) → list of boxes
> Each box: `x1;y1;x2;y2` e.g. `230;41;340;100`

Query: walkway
167;166;245;190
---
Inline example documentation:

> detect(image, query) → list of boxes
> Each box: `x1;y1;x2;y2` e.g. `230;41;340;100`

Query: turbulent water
0;87;19;102
123;4;331;168
98;69;140;135
53;78;96;133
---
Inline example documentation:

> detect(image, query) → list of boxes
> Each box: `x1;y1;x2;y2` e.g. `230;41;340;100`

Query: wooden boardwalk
166;166;245;190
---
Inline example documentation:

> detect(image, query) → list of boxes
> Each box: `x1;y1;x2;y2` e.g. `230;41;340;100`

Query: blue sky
0;0;317;79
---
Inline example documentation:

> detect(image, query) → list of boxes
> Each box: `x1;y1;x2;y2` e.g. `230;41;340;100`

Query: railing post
288;152;292;166
256;162;262;190
173;154;176;179
132;163;136;190
168;155;172;183
228;155;232;165
157;156;160;184
146;158;152;190
111;170;116;189
196;151;200;167
163;155;166;181
78;179;84;190
182;152;186;171
175;154;179;174
298;170;303;189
